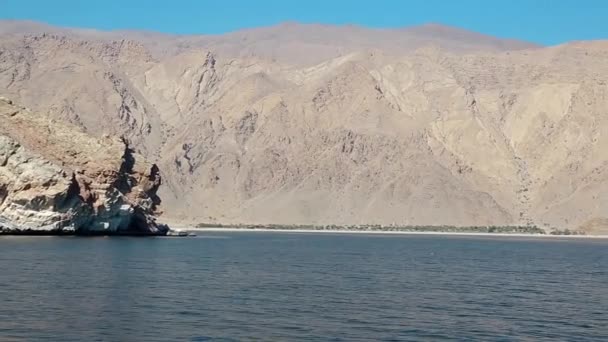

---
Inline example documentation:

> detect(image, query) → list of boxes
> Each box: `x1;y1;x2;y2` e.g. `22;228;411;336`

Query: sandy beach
175;227;608;239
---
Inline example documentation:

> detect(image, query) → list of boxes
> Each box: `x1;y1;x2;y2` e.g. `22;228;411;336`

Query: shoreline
181;227;608;239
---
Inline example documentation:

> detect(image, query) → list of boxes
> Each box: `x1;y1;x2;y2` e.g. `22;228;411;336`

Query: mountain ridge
0;20;541;63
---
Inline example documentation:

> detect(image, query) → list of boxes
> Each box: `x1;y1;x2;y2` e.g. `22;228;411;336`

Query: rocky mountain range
1;20;607;232
0;97;167;234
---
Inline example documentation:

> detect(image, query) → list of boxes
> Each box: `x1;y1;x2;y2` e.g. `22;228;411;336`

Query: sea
0;232;607;341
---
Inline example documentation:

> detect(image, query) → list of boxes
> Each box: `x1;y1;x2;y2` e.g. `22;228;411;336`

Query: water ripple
0;234;607;341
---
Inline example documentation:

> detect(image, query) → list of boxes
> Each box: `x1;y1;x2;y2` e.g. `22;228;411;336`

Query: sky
2;0;608;45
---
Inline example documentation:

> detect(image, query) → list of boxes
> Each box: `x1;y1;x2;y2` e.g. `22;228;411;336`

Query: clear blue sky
2;0;608;45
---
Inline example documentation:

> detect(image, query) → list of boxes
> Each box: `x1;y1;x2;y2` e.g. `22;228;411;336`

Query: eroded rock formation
0;98;168;234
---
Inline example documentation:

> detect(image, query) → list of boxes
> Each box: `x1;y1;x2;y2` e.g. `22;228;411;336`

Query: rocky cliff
0;98;168;235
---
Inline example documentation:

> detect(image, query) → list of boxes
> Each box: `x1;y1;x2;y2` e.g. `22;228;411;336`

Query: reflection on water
0;233;607;341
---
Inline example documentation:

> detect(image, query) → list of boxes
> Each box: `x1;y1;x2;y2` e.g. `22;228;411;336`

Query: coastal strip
175;227;608;239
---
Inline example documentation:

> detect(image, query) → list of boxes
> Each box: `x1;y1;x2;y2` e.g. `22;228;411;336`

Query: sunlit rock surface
0;98;168;235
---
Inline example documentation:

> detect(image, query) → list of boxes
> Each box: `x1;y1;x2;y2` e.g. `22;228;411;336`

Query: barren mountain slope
1;21;607;230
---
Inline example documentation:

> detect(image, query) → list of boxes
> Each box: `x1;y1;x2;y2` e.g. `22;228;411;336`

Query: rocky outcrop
0;98;168;235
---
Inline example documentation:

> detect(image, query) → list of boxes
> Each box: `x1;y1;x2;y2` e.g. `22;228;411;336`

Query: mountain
1;20;607;232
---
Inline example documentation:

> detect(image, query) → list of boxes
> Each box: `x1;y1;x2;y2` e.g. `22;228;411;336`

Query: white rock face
0;99;168;235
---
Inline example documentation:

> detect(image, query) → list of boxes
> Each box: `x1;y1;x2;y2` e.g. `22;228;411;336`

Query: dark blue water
0;233;607;341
